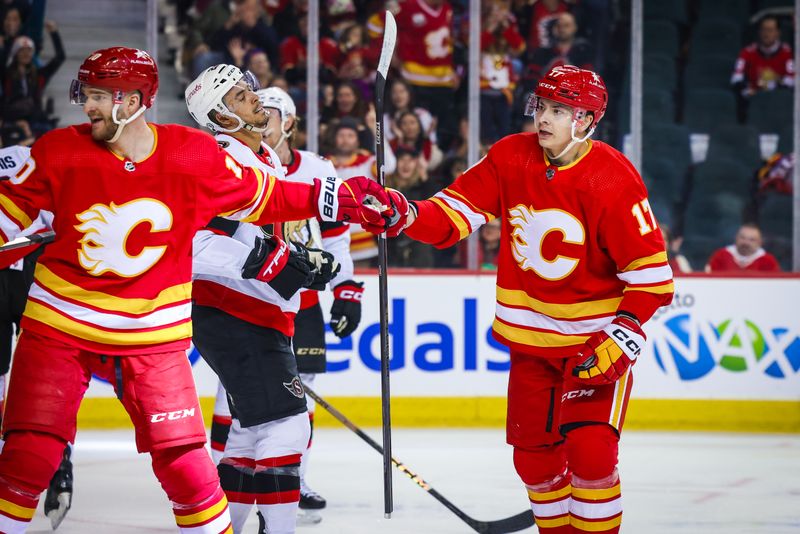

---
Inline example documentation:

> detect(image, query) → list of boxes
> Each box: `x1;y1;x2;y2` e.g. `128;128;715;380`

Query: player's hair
758;15;779;29
739;221;762;234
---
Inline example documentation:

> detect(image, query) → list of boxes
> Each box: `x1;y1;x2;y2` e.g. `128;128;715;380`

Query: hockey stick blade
0;230;55;252
304;385;534;534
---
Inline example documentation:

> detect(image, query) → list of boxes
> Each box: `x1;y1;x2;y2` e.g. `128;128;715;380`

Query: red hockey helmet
527;65;607;124
70;47;159;108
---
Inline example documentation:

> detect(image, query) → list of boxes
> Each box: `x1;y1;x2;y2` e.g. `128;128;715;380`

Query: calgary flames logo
75;199;173;277
508;204;585;281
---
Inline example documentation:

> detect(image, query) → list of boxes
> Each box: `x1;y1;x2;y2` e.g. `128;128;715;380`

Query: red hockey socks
0;431;65;533
514;444;570;533
566;425;622;533
151;443;232;533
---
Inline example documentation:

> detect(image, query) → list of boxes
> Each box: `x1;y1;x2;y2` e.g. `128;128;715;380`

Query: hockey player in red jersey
376;65;674;533
0;47;389;534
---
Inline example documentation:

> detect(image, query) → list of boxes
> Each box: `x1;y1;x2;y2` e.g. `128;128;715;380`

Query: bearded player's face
82;87;120;142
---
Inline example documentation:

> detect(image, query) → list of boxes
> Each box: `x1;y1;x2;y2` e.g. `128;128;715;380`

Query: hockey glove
384;188;411;237
242;236;314;300
313;176;391;229
293;242;341;290
568;314;645;385
329;280;364;338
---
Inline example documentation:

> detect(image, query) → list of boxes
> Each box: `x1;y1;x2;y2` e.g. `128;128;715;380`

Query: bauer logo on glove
569;314;645;385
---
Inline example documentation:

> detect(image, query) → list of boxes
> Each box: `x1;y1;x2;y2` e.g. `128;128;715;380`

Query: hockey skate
44;444;73;530
299;484;326;510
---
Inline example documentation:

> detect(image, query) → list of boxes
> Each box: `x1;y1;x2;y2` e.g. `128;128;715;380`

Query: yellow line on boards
75;397;800;433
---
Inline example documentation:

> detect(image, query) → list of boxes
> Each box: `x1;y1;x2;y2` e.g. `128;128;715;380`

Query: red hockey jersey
706;245;781;272
0;123;319;354
731;42;795;93
393;0;456;87
407;134;674;357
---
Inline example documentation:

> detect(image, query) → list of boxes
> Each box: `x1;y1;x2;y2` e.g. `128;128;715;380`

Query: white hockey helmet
185;64;264;133
256;86;296;149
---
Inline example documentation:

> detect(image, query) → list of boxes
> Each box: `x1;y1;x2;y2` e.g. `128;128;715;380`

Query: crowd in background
0;0;64;147
1;0;795;272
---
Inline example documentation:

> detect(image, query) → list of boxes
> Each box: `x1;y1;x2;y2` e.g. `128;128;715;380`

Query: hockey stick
375;9;397;519
304;385;535;534
0;230;55;252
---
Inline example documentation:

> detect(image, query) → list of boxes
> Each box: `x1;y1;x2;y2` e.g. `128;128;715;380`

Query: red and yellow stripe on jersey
407;134;674;357
0;124;318;354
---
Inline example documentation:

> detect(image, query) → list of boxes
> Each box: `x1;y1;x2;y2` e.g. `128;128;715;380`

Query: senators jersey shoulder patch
217;140;230;149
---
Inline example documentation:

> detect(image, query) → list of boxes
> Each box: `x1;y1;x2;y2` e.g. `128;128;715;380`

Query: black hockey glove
242;236;314;300
329;280;363;338
293;242;341;291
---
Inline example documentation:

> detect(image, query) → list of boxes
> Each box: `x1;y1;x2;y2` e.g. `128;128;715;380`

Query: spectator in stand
3;22;64;137
243;47;274;88
327;118;396;266
182;0;238;77
279;9;339;85
731;15;794;99
479;218;501;270
323;0;358;37
1;6;24;69
480;0;525;145
207;0;280;72
705;223;781;272
386;147;436;267
524;12;593;88
323;81;371;140
390;110;443;173
520;0;569;50
661;226;691;273
384;78;437;145
386;0;459;149
336;23;380;97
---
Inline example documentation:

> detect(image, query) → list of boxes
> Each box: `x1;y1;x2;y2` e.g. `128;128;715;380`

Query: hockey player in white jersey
207;87;364;526
186;64;341;534
259;87;363;516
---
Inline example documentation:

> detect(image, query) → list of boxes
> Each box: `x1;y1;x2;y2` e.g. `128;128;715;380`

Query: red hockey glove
330;280;364;338
384;188;410;237
313;176;390;229
568;314;645;385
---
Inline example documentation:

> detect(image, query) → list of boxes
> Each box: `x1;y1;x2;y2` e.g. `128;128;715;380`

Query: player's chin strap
550;118;596;161
107;103;148;143
272;122;291;150
213;109;268;134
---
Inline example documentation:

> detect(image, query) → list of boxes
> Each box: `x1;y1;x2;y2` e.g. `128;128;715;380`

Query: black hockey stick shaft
0;230;55;252
375;10;397;518
304;385;535;534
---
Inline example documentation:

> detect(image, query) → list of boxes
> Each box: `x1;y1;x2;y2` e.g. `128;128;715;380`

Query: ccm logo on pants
150;408;196;423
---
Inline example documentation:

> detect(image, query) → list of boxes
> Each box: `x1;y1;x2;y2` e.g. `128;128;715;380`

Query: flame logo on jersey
75;199;173;277
508;204;585;281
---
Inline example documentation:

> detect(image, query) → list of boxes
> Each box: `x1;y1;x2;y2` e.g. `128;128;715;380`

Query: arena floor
25;428;800;534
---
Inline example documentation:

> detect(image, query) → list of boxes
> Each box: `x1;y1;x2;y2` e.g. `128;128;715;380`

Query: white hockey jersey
192;135;300;336
281;149;354;311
